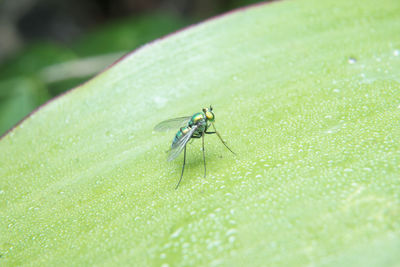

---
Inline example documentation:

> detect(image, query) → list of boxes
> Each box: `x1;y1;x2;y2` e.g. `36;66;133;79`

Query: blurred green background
0;0;262;136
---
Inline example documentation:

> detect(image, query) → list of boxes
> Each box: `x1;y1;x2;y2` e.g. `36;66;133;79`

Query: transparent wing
153;116;191;132
167;125;198;162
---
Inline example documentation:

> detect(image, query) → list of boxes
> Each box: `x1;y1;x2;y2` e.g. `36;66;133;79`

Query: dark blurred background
0;0;263;136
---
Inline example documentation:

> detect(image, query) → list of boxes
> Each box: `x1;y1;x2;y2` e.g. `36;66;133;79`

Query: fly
154;106;235;189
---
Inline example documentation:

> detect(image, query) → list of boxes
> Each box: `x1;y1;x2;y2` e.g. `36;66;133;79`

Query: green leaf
0;77;50;135
0;43;77;79
1;0;400;266
73;13;189;56
0;14;189;137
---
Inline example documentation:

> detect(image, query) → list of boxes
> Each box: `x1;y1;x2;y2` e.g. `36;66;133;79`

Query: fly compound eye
206;111;214;121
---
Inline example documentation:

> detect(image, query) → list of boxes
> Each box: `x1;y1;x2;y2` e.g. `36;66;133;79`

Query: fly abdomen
172;126;191;147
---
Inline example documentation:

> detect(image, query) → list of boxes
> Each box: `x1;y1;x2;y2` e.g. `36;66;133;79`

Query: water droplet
153;96;168;108
226;229;237;236
348;57;357;64
170;227;182;239
207;240;221;250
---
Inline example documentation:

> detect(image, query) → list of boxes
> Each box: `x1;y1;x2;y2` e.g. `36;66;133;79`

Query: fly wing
167;125;198;162
153;116;191;132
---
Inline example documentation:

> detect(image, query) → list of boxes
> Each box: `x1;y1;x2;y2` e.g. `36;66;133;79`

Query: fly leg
189;134;201;143
202;133;206;178
187;134;206;178
206;123;236;155
175;145;186;189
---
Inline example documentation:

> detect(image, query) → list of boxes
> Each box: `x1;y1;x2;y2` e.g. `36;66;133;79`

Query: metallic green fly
154;106;235;189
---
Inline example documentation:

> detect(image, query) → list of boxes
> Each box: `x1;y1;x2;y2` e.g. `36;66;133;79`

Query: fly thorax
189;112;205;126
197;124;206;133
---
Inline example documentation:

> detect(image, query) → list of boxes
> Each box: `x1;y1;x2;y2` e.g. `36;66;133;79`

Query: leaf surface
1;0;400;266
